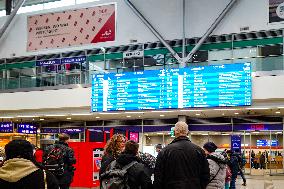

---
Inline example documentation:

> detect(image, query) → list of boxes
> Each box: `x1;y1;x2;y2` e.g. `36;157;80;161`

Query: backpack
44;146;65;176
100;160;138;189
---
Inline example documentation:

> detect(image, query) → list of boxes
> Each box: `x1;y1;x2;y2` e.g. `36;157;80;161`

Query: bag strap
209;164;221;183
121;161;138;171
43;170;47;189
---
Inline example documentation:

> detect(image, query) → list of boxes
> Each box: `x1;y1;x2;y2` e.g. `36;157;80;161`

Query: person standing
227;150;239;189
44;134;76;189
234;149;246;186
99;134;126;177
203;142;227;189
154;121;210;189
0;139;59;189
155;144;163;154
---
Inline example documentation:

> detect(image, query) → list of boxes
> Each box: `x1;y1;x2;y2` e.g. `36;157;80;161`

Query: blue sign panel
257;140;278;147
0;122;13;133
36;59;61;66
61;127;84;134
17;124;37;134
231;135;241;152
61;56;86;64
91;63;252;112
40;128;60;134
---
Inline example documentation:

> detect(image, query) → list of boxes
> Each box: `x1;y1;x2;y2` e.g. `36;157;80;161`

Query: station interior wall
0;0;282;59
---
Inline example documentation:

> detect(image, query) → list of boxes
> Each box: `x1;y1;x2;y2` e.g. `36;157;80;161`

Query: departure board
91;63;251;112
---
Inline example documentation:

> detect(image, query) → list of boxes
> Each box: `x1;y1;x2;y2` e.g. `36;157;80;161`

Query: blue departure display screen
91;63;252;112
257;140;278;147
0;122;13;133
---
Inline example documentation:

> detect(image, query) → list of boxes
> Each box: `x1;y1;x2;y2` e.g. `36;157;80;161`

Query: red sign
27;3;116;51
250;124;265;131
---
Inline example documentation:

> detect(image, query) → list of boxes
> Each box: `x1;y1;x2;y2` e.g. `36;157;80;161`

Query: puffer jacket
206;152;227;189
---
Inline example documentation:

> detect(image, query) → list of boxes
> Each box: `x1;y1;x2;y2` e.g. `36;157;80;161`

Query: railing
0;55;284;92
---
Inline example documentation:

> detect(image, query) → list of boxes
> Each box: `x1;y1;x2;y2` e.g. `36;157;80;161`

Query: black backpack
100;160;138;189
44;146;65;176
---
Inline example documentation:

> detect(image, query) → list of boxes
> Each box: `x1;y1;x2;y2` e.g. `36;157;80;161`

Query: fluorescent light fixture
252;132;259;134
246;107;269;110
95;117;100;119
196;113;201;116
222;134;230;136
276;132;282;134
234;112;239;115
214;109;238;111
157;133;164;135
160;115;165;117
40;118;45;121
202;134;209;136
278;107;284;109
45;114;66;117
99;112;120;115
66;117;72;120
71;113;92;116
126;115;131;118
126;112;144;114
275;111;281;114
180;110;202;112
0;116;14;119
17;115;39;118
151;110;174;113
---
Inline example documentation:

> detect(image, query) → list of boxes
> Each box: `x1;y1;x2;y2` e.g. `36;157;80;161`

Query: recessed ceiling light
126;115;131;118
276;111;281;114
246;107;269;110
157;133;163;135
278;107;284;109
45;114;66;117
160;115;165;117
202;133;209;136
32;119;35;121
95;117;100;119
40;118;44;121
222;134;230;136
252;132;259;134
17;115;39;118
138;116;141;118
234;112;239;115
66;117;72;120
222;113;225;116
196;113;201;116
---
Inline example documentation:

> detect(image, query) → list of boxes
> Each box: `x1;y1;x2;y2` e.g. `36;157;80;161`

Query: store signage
17;124;37;134
231;135;241;152
0;122;13;133
249;124;265;131
123;50;144;59
61;56;86;64
27;3;116;51
36;59;61;66
40;128;60;134
61;127;84;134
257;140;278;147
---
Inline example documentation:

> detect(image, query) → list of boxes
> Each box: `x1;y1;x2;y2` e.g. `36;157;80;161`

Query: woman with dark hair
0;139;59;189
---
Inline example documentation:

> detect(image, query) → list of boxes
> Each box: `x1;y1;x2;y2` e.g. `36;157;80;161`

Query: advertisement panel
27;3;116;51
269;0;284;23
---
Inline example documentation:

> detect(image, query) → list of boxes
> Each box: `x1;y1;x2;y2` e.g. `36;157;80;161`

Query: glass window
208;49;232;61
18;1;44;14
42;65;57;73
191;50;208;62
20;68;36;88
106;59;122;72
233;47;258;59
65;63;81;72
259;45;283;57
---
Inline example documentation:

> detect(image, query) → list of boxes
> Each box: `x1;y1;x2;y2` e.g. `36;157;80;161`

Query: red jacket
34;149;44;163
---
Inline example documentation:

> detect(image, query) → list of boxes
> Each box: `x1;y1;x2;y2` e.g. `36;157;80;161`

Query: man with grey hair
154;121;210;189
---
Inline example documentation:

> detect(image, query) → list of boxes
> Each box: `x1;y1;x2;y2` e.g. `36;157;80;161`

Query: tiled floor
70;175;284;189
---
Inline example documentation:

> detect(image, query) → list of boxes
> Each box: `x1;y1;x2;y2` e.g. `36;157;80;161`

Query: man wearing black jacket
154;121;210;189
44;133;76;189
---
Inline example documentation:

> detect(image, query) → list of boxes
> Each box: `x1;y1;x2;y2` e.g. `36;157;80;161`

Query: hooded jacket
206;152;227;189
0;158;59;189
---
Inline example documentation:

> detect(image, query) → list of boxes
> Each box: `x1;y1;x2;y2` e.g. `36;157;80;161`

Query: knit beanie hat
5;139;34;160
203;142;218;153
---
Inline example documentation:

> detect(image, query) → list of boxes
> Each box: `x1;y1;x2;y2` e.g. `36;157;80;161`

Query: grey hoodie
206;152;227;189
